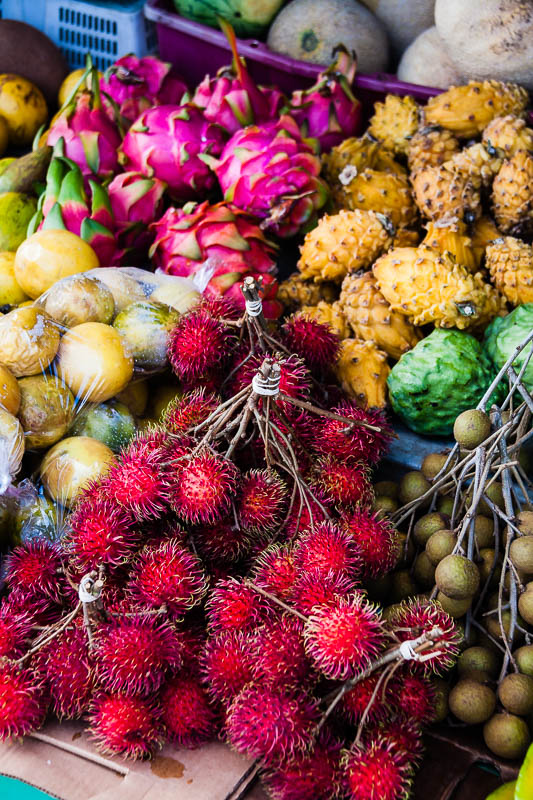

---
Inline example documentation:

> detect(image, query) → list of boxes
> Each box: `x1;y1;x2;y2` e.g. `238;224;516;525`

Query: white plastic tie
245;297;263;317
79;573;102;604
252;372;280;397
399;638;443;664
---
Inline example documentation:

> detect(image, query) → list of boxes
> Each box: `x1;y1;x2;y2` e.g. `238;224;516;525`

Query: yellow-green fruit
413;551;436;588
510;536;533;574
0;74;48;146
398;471;431;506
0;251;28;307
437;591;471;617
373;480;398;499
426;529;456;565
432;678;450;723
437;496;455;516
390;569;418;602
414;512;450;546
12;493;59;546
453;409;491;449
0;364;20;415
150;383;183;421
515;646;533;677
515;741;533;799
0;193;37;252
421;452;449;481
498;674;533;717
487;609;526;641
149;279;200;315
485;782;516;799
435;555;480;600
40;435;114;507
115;380;149;417
0;406;24;483
483;713;531;760
516;512;533;536
87;268;145;313
458;646;500;679
0;306;59;377
113;301;179;371
40;275;115;327
466;482;504;516
479;548;500;587
449;678;496;724
15;229;99;299
56;322;134;404
57;68;101;107
17;374;74;449
518;590;533;626
373;495;398;515
474;516;495;549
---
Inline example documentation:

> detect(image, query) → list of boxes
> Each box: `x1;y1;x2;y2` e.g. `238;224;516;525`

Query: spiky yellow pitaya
333;168;417;229
391;228;420;248
407;125;460;173
373;244;505;330
482;115;533;157
297;209;394;283
445;143;503;190
422;219;477;273
491;150;533;235
411;164;481;222
368;94;420;156
323;136;405;185
298;301;350;340
339;271;422;360
471;216;503;267
424;80;529;138
485;236;533;306
277;273;337;311
334;338;390;408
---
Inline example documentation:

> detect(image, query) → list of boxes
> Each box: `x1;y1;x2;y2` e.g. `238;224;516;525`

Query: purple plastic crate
144;0;442;105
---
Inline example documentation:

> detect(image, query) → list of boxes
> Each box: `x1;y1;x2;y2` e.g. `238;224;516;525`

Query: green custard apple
484;304;533;393
387;328;499;436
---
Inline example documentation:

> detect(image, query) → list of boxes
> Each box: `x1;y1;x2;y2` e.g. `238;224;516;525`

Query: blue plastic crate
0;0;156;70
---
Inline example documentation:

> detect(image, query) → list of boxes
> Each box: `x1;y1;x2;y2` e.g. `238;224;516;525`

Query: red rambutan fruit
386;670;436;725
94;614;183;697
237;469;288;533
179;625;207;674
284;489;333;540
364;716;423;768
252;615;314;690
168;449;238;524
342;735;413;800
89;693;163;759
4;540;65;603
341;509;399;579
294;521;362;580
304;594;384;680
282;316;340;374
106;437;171;521
128;539;207;619
340;672;390;725
231;353;311;406
315;402;394;464
0;604;33;659
68;487;139;571
292;570;355;615
206;578;272;634
168;301;235;382
262;731;344;800
253;544;297;602
202;631;255;704
162;388;219;434
160;673;220;748
194;517;254;564
0;663;48;740
312;456;373;510
2;592;63;628
226;684;319;766
35;619;93;719
385;598;461;676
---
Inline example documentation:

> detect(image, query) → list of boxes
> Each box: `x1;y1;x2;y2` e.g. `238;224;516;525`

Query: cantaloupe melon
397;27;463;89
267;0;389;72
361;0;435;55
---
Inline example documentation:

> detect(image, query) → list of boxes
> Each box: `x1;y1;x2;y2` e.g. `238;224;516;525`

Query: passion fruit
414;512;450;546
71;400;136;453
56;322;134;404
453;409;491;450
40;275;115;327
12;490;60;545
115;380;148;417
113;301;179;371
40;435;114;507
435;554;480;600
0;364;20;415
149;277;200;314
0;407;24;487
398;471;431;506
421;452;449;481
449;678;496;724
426;529;456;565
14;230;99;299
0;251;28;308
498;674;533;716
0;306;59;377
17;374;74;449
88;268;146;313
483;713;531;760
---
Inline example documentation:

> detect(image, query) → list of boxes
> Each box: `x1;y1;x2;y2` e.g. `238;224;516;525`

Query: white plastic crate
1;0;157;70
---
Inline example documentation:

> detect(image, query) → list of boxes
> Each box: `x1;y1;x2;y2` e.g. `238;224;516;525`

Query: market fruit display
174;0;285;37
0;73;48;146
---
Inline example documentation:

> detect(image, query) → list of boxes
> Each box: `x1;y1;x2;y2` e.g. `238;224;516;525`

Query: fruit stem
246;581;308;623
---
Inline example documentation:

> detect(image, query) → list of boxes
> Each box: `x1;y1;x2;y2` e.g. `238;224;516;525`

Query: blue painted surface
0;776;56;800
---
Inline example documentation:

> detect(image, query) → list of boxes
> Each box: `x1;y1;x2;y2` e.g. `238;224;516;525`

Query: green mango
0;146;52;195
484;782;516;800
0;192;37;251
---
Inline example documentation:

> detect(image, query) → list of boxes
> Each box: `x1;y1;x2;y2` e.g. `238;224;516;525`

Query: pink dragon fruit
193;19;285;135
119;104;226;201
47;74;122;182
290;47;361;152
31;148;117;267
150;201;282;318
108;171;166;259
214;114;329;238
100;54;188;125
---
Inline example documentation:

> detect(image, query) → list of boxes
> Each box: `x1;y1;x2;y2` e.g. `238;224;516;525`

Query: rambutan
364;716;423;768
385;598;461;676
312;456;373;510
386;670;436;725
167;301;235;382
0;604;33;659
262;731;345;800
341;672;390;725
94;614;183;697
206;578;272;633
3;592;63;628
253;544;297;602
0;663;48;740
160;673;220;748
202;631;255;704
292;570;355;615
226;684;319;765
194;517;254;564
179;625;207;674
294;521;362;580
342;735;413;800
162;388;219;434
237;469;288;533
4;540;65;603
282;316;340;374
168;449;238;524
36;619;93;719
304;594;384;680
341;509;399;579
68;488;139;571
284;489;332;540
89;693;163;759
315;402;393;464
128;539;207;618
231;353;312;407
106;437;171;521
252;615;314;690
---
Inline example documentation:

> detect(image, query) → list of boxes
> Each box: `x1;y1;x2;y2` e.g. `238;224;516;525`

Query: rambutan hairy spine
252;614;314;690
206;578;272;633
282;315;340;374
0;662;48;741
341;508;399;579
168;449;238;524
202;630;255;705
167;301;236;382
160;673;220;748
4;540;65;603
342;734;413;800
237;469;288;533
35;619;93;719
294;521;363;580
262;730;345;800
106;437;171;521
89;693;163;760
